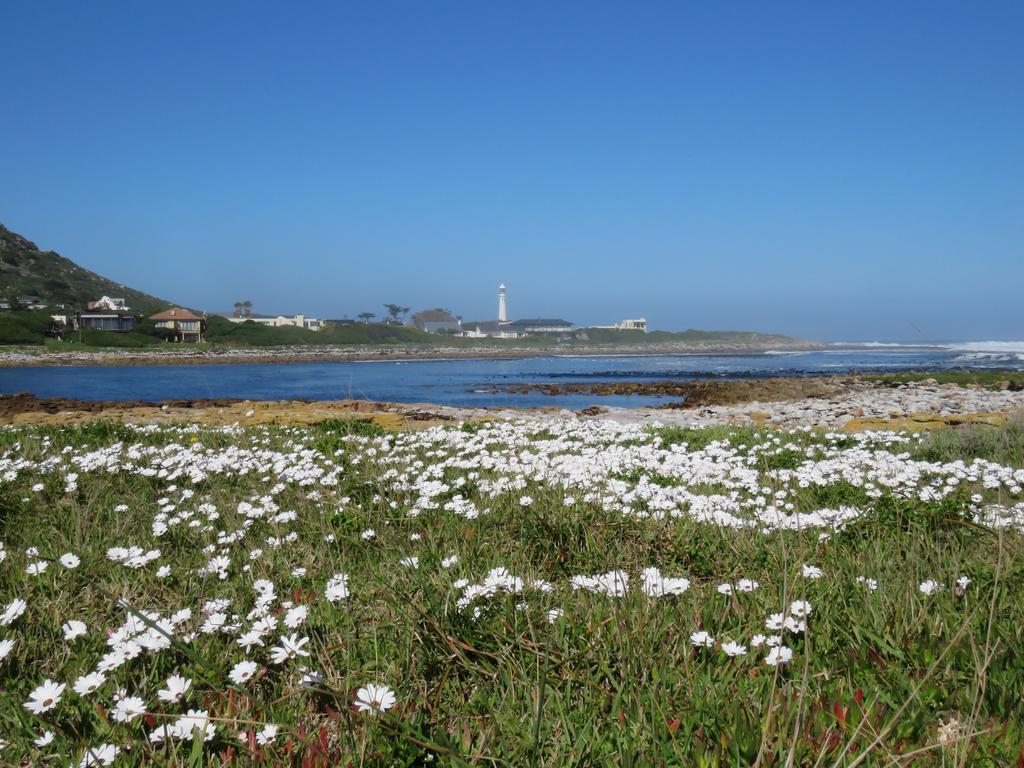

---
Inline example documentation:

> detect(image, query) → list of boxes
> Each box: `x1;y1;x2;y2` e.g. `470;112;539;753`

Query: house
74;311;137;332
411;308;460;333
422;319;462;334
506;319;574;335
151;308;205;342
88;296;130;311
467;318;574;338
16;295;46;309
410;308;470;333
222;313;323;331
591;318;647;332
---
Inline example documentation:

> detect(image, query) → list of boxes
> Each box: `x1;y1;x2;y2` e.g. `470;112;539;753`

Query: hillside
0;223;176;315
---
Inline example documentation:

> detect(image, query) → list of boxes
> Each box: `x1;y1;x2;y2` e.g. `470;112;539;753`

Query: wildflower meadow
1;418;1022;766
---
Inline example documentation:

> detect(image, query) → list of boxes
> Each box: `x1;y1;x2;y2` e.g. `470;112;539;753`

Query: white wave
951;352;1024;364
946;341;1024;354
827;341;938;348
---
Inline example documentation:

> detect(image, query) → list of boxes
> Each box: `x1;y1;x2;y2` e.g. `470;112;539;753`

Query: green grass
863;370;1024;390
0;420;1022;765
0;310;60;345
911;420;1024;467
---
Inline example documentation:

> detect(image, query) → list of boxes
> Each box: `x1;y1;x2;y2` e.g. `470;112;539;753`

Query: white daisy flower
112;695;146;723
62;620;88;641
229;660;258;685
157;674;192;703
60;553;81;569
764;646;793;666
354;683;397;715
24;679;66;714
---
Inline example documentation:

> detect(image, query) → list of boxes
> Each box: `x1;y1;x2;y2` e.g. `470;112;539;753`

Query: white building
88;296;130;311
591;318;647;332
224;313;323;331
498;283;507;322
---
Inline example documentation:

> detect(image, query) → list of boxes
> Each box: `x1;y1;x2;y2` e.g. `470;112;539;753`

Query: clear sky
3;1;1022;341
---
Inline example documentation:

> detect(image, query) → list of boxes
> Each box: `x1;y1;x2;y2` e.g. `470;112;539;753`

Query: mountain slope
0;224;177;315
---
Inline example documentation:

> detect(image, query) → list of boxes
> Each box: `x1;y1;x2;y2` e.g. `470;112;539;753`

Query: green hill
0;223;176;315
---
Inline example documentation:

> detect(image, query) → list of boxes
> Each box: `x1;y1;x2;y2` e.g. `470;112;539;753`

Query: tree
358;312;375;324
233;301;243;318
410;307;457;331
383;304;410;323
242;300;253;318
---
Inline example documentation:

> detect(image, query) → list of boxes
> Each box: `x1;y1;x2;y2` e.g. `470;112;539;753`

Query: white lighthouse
497;283;507;323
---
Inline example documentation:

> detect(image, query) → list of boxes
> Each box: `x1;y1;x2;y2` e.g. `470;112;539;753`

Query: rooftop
150;308;202;321
506;318;574;328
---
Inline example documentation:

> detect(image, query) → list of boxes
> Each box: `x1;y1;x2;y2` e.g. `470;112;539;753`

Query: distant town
6;283;647;344
221;283;646;341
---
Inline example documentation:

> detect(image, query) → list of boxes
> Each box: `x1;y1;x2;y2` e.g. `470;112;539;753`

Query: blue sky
3;1;1022;341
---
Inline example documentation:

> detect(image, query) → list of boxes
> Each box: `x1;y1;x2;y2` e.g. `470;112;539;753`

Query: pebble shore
587;379;1024;430
2;379;1022;431
0;340;822;367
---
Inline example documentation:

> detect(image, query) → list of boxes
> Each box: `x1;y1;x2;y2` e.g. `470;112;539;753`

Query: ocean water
1;343;1022;409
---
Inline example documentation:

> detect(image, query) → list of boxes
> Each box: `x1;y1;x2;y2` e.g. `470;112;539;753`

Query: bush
0;310;56;345
78;328;162;347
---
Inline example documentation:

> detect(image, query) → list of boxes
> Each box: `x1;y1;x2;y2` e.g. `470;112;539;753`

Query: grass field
863;370;1024;391
1;419;1023;766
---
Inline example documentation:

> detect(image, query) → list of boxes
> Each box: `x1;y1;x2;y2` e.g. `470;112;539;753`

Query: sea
1;342;1022;410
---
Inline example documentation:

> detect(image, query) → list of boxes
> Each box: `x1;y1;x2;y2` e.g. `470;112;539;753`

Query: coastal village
9;283;647;343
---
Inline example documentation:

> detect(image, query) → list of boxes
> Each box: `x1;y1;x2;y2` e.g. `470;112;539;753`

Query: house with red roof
150;308;205;342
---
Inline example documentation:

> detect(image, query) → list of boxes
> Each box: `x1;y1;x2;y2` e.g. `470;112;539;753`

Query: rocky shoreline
0;341;823;368
486;376;844;407
2;377;1022;431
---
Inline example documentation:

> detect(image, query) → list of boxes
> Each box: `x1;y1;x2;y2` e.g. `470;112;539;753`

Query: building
510;319;574;334
422;320;461;333
88;296;130;311
463;283;575;338
151;308;205;342
223;313;323;331
591;318;648;332
16;295;46;309
411;308;461;333
467;318;574;338
74;311;136;332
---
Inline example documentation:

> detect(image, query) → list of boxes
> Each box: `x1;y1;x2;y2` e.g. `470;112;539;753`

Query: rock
748;410;771;426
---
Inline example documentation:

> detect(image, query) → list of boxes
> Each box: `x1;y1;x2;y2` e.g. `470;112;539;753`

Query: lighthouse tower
497;283;507;323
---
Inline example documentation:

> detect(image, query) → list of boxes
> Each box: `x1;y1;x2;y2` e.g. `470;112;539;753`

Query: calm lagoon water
2;345;1022;409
